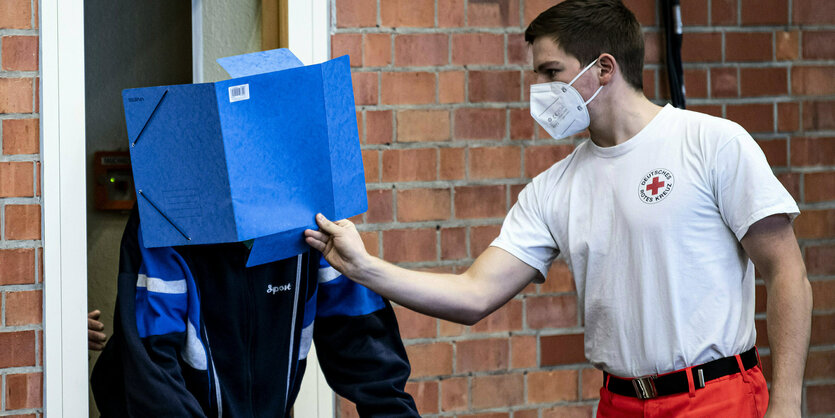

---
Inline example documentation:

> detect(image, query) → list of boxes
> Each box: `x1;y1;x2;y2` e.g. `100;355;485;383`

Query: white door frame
41;0;90;414
284;1;335;416
41;0;331;415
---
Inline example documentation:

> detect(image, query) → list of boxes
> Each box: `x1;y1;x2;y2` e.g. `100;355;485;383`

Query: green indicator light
110;177;116;183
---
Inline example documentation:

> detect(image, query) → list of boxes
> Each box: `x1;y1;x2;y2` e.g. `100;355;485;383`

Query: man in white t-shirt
305;1;812;416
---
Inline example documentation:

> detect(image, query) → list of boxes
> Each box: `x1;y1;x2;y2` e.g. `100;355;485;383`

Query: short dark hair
524;0;644;91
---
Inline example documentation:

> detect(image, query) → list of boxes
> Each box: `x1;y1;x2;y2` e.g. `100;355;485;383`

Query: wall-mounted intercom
93;151;135;210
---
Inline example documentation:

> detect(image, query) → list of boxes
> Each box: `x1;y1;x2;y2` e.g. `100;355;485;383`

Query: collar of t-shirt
587;103;673;158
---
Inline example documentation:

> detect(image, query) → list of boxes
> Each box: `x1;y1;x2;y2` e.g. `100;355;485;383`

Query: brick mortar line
331;25;835;36
0;29;39;36
0;325;42;333
798;202;835;211
678;60;835;68
0;284;42;292
357;217;506;229
781;166;835;174
400;324;583;345
366;179;529;188
374;182;525;193
358;105;529;114
0;410;43;417
0;114;40;120
806;274;835;285
808;345;835;353
352;65;531;72
0;72;38;78
333;27;527;35
688;96;835;105
355;95;835;113
411;399;600;413
416;401;601;414
786;130;835;138
0;155;41;162
0;366;42;375
809;343;835;353
681;25;835;33
34;322;39;368
0;241;41;249
402;363;594;379
350;61;831;75
359;103;528;111
0;197;40;205
798;237;835;247
809;309;835;317
403;321;585;340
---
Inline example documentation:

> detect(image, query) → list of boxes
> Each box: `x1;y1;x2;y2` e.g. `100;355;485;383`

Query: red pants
597;364;769;417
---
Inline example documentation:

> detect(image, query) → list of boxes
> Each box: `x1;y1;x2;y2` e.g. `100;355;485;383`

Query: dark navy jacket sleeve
91;208;209;417
312;255;419;417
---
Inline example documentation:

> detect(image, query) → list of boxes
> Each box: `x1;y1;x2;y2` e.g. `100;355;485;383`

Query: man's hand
304;214;372;278
88;310;107;351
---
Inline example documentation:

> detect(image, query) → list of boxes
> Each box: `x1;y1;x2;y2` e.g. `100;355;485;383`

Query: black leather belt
603;346;760;399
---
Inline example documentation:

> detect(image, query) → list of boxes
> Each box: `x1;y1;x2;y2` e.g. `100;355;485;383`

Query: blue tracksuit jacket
91;208;418;417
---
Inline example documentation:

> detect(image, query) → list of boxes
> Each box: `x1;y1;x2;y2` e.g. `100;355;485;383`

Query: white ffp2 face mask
530;58;603;140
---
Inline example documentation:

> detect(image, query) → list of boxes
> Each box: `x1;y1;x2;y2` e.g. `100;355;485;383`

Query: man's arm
304;214;541;325
740;214;812;417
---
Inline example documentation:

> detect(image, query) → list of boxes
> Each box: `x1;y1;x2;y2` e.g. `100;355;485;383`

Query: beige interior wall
201;0;262;82
83;2;192;416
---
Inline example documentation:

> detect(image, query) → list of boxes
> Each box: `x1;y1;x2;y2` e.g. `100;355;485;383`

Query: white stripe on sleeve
317;267;342;284
136;274;187;294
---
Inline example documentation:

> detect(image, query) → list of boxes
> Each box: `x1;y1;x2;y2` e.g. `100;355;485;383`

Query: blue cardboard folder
123;49;367;266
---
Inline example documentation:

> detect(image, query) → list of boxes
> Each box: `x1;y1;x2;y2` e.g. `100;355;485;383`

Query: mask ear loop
568;58;600;86
584;85;604;105
567;58;604;106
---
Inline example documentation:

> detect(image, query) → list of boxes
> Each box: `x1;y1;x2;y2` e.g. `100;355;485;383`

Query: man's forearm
764;270;812;409
348;255;498;325
307;215;539;325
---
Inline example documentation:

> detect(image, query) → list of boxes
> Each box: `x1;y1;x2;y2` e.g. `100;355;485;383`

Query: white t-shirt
491;104;799;378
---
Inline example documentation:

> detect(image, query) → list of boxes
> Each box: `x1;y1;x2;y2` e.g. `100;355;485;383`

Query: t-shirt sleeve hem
489;239;549;283
734;204;801;241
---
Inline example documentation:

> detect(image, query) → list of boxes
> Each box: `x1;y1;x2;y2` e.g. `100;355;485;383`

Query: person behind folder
91;206;419;417
305;1;812;416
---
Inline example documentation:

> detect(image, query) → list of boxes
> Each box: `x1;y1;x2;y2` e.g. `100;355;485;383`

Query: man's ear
597;53;617;85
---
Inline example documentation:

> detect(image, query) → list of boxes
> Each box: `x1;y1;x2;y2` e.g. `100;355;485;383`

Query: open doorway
82;0;331;416
83;2;192;416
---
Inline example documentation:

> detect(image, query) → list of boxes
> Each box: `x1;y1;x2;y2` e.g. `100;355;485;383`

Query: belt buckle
632;375;658;399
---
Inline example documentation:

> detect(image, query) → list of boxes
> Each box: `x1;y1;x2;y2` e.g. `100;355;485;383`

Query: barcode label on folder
229;84;250;102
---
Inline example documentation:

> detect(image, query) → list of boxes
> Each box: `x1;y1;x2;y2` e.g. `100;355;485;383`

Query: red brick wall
331;0;835;416
0;0;42;415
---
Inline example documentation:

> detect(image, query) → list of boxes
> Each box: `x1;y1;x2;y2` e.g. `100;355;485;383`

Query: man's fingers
89;318;104;331
314;214;342;235
88;310;101;320
89;328;107;351
305;236;327;252
89;329;106;342
304;229;329;243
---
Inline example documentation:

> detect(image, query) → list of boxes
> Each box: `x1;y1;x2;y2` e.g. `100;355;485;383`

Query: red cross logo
638;169;674;204
646;177;665;196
